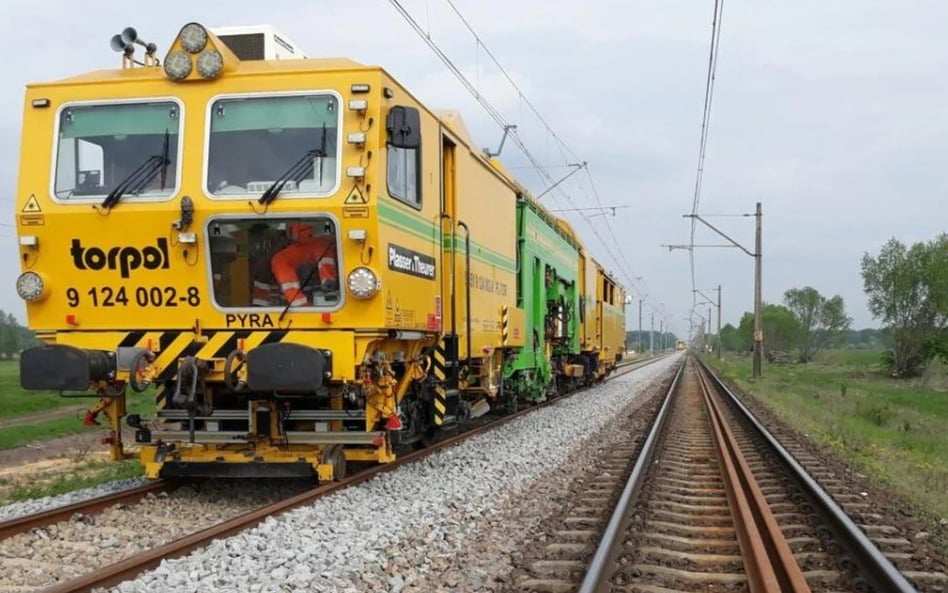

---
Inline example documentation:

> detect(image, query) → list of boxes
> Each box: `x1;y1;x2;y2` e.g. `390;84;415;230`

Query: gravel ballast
108;354;682;593
2;481;306;591
0;478;146;523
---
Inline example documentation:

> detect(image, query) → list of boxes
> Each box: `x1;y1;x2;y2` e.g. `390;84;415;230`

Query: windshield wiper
158;128;171;190
100;129;171;209
259;124;330;206
128;129;172;196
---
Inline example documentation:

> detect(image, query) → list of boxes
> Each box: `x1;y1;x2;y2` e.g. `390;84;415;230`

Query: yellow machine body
13;23;622;480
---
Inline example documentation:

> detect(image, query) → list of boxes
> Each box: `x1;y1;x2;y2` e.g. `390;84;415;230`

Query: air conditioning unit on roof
210;25;306;60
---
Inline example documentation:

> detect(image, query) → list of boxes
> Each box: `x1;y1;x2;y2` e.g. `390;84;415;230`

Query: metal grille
217;33;265;60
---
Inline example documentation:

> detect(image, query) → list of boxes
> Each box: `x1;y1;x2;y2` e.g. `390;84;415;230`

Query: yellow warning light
163;23;239;82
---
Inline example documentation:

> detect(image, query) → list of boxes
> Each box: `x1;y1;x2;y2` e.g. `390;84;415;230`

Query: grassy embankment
0;360;147;502
0;360;153;450
0;459;144;503
706;350;948;520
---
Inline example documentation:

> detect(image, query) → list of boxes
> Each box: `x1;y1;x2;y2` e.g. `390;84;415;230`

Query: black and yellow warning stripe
432;342;447;382
108;329;291;352
150;330;289;408
59;329;291;409
431;340;448;426
433;385;447;426
501;305;509;347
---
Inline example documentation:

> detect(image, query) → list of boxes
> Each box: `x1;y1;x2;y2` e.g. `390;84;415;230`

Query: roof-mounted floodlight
163;22;240;82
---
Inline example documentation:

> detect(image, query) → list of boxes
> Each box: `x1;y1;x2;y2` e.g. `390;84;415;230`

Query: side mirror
386;106;421;149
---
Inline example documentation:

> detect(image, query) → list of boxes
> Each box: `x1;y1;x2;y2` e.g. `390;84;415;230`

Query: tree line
625;330;679;352
0;310;40;359
716;323;885;355
713;286;852;363
861;234;947;377
712;233;947;377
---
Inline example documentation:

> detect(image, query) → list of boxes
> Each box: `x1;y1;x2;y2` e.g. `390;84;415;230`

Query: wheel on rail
420;426;440;448
319;445;347;481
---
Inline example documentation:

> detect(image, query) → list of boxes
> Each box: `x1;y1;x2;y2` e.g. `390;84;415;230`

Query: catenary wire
689;0;725;307
443;0;655;304
389;0;672;328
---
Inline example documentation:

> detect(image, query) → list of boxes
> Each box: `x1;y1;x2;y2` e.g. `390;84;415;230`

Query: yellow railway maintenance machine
14;23;527;481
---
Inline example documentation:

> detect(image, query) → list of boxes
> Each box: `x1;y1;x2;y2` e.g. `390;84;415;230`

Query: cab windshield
208;216;341;309
206;94;340;197
54;101;180;199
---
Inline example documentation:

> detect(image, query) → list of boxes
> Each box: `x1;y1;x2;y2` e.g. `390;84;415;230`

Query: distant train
14;23;627;481
676;340;686;351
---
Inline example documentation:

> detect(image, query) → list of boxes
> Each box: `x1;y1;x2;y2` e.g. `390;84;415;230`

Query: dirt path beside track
0;406;86;429
0;426;141;503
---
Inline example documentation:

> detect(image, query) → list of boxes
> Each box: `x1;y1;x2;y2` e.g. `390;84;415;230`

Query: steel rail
0;481;171;540
40;353;678;593
695;355;918;593
696;364;811;593
0;354;658;545
576;358;685;593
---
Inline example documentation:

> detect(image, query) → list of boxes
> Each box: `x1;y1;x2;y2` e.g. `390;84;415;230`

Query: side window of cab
386;106;421;208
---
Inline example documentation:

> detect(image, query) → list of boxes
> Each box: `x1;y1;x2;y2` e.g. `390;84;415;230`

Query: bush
880;349;925;378
860;403;892;427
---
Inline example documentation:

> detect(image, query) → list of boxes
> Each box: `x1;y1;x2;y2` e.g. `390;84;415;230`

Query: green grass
0;415;91;450
0;360;69;417
705;350;948;520
0;362;155;450
0;459;143;504
0;403;157;450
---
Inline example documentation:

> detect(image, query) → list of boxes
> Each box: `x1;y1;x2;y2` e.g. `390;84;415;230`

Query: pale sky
2;0;946;336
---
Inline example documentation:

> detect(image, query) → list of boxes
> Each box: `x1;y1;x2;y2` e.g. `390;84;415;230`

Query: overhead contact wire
689;0;725;304
389;0;668;325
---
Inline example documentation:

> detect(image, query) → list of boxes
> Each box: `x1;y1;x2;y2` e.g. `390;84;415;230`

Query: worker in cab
270;222;338;307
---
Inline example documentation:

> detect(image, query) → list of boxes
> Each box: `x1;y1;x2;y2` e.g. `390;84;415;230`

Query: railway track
0;355;658;541
705;363;948;593
513;355;944;593
0;479;309;593
0;482;170;541
0;354;670;593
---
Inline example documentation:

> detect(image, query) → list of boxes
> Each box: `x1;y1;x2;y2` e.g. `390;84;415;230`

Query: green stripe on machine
379;200;517;271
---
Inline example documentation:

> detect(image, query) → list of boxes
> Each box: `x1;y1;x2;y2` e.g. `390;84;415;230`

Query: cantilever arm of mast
662;244;741;251
682;213;756;257
693;289;717;307
536;161;586;200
